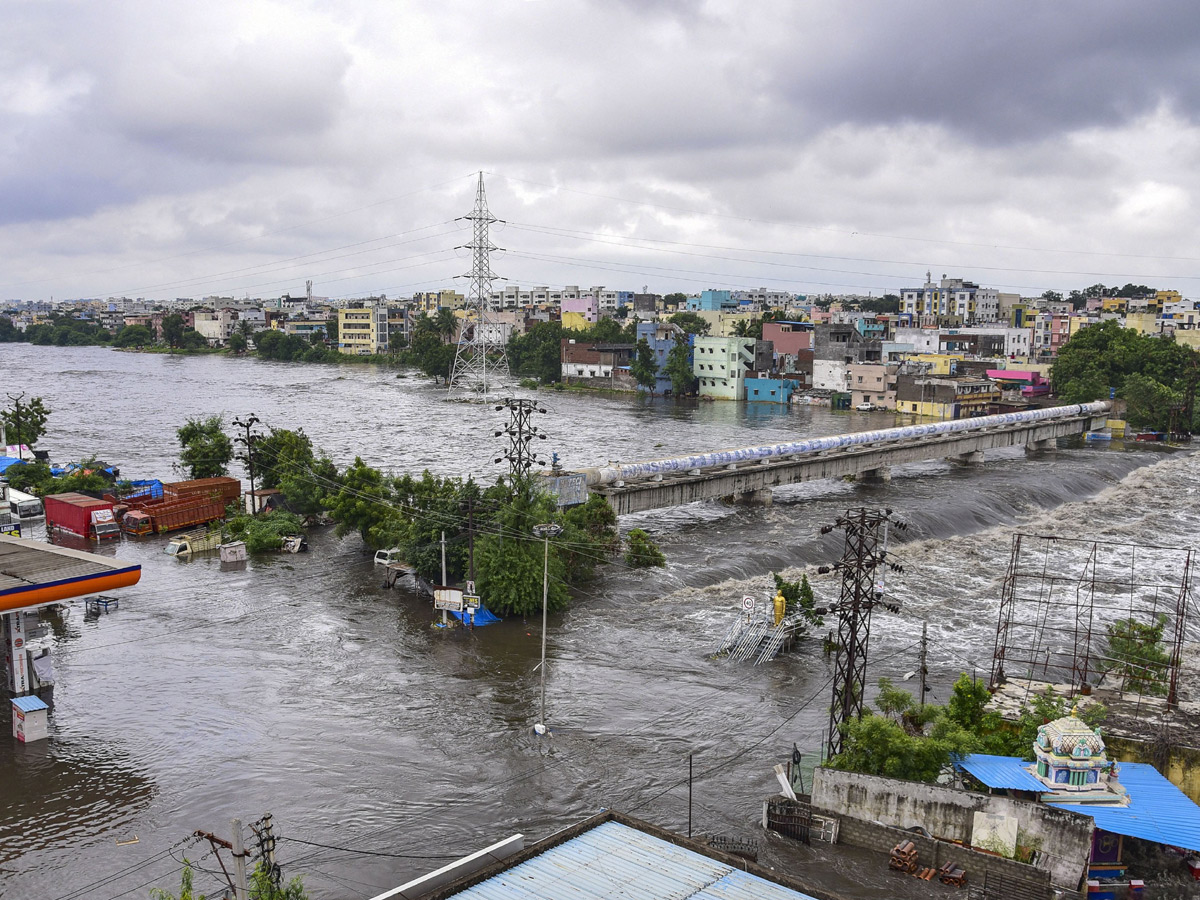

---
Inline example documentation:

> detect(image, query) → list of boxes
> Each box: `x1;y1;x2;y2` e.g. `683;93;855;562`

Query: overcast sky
3;0;1199;303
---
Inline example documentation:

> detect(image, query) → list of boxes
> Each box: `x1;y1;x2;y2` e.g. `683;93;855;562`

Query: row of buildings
6;276;1199;412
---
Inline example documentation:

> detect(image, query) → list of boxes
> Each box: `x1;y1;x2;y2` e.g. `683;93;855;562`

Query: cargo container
44;493;121;540
162;477;241;507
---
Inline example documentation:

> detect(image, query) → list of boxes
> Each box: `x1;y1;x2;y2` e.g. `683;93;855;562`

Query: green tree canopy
663;332;696;396
323;456;401;548
630;338;659;392
1;395;50;447
253;427;336;518
161;314;186;348
507;320;564;384
115;324;155;348
667;311;710;335
475;483;567;616
176;416;233;479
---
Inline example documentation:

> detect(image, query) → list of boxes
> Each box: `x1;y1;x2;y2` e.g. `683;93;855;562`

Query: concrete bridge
551;402;1111;516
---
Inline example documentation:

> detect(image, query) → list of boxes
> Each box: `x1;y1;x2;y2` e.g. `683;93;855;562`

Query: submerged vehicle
165;530;223;556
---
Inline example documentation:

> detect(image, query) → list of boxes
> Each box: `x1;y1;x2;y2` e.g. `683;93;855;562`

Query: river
0;344;1192;900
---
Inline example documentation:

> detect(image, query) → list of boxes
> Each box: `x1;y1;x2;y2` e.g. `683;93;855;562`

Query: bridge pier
859;466;892;483
948;450;985;466
722;488;773;506
1025;438;1057;455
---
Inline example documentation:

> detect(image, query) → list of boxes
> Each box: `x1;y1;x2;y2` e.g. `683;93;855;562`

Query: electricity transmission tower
494;398;548;482
822;507;905;761
449;172;509;397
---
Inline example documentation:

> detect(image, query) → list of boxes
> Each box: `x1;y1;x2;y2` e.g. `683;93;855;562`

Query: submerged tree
1;395;51;448
176;416;233;479
1104;614;1171;696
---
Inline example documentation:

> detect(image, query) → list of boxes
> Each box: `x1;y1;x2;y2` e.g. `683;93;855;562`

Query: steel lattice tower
449;172;509;397
824;508;902;760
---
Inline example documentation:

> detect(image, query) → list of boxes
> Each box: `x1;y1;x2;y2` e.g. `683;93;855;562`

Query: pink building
762;321;813;356
562;295;599;324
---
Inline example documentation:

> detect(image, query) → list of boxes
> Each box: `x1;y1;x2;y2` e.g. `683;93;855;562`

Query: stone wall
831;814;1062;900
812;768;1091;890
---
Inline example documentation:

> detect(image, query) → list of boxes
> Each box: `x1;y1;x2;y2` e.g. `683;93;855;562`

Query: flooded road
0;344;1189;899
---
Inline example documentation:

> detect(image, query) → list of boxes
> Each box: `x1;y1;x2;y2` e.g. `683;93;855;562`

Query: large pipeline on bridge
579;401;1112;486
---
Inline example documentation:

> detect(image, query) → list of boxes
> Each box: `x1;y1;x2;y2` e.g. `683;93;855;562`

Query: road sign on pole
464;594;481;610
741;595;755;611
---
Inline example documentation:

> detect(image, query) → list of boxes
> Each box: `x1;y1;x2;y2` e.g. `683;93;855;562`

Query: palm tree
434;307;458;344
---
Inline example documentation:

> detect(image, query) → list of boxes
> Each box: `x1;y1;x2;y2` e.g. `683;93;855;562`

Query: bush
624;528;665;568
224;509;305;553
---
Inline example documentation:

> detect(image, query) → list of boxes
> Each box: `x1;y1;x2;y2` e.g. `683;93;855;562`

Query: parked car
855;402;874;411
374;548;405;566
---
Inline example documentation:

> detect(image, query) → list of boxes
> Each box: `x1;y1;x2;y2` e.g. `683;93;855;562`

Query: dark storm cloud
777;3;1200;140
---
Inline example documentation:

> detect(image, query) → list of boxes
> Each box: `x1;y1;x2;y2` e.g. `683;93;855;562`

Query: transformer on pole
823;508;904;761
449;172;509;397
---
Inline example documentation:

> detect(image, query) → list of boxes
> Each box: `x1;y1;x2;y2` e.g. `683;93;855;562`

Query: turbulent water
0;344;1193;900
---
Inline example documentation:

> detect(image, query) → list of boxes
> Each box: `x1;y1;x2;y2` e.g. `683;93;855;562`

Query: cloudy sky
3;0;1199;302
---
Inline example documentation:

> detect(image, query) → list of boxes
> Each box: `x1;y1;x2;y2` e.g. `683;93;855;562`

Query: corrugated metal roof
957;754;1047;791
1055;762;1200;853
959;754;1200;852
11;695;48;713
450;821;818;900
0;533;138;597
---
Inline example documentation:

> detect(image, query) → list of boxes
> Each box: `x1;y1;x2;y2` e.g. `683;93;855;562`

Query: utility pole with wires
494;397;548;483
249;813;281;890
193;819;251;900
919;621;929;708
819;507;907;761
448;171;509;397
232;415;261;512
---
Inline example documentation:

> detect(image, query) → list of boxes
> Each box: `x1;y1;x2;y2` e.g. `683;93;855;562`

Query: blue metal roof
957;754;1046;792
449;821;819;900
11;695;48;713
958;754;1200;852
1055;762;1200;853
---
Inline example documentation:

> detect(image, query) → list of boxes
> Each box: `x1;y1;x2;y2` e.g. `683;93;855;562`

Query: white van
374;548;405;566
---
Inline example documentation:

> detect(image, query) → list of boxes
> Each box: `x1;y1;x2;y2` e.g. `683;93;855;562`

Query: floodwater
0;344;1193;900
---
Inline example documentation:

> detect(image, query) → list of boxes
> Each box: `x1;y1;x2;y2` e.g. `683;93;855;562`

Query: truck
8;488;44;519
114;475;240;534
44;493;121;541
120;495;228;534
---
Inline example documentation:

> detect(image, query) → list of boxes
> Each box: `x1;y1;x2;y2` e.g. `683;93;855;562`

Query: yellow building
338;304;388;355
1101;297;1128;315
1124;311;1159;335
561;311;591;332
902;352;962;375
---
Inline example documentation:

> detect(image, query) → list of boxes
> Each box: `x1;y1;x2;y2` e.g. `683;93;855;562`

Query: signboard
433;588;463;612
466;581;476;595
542;474;588;508
464;595;481;610
741;595;756;611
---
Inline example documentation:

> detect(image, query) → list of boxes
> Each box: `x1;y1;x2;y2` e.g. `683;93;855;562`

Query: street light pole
532;522;563;734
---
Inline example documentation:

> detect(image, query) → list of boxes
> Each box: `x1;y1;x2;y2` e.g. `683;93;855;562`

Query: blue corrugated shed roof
958;754;1046;792
958;754;1200;852
449;821;819;900
1056;762;1200;852
11;695;48;713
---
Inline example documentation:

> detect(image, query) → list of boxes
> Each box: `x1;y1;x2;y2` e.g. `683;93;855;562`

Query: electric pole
5;394;25;459
232;415;260;512
449;172;509;397
821;507;906;761
919;621;928;709
493;398;548;484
